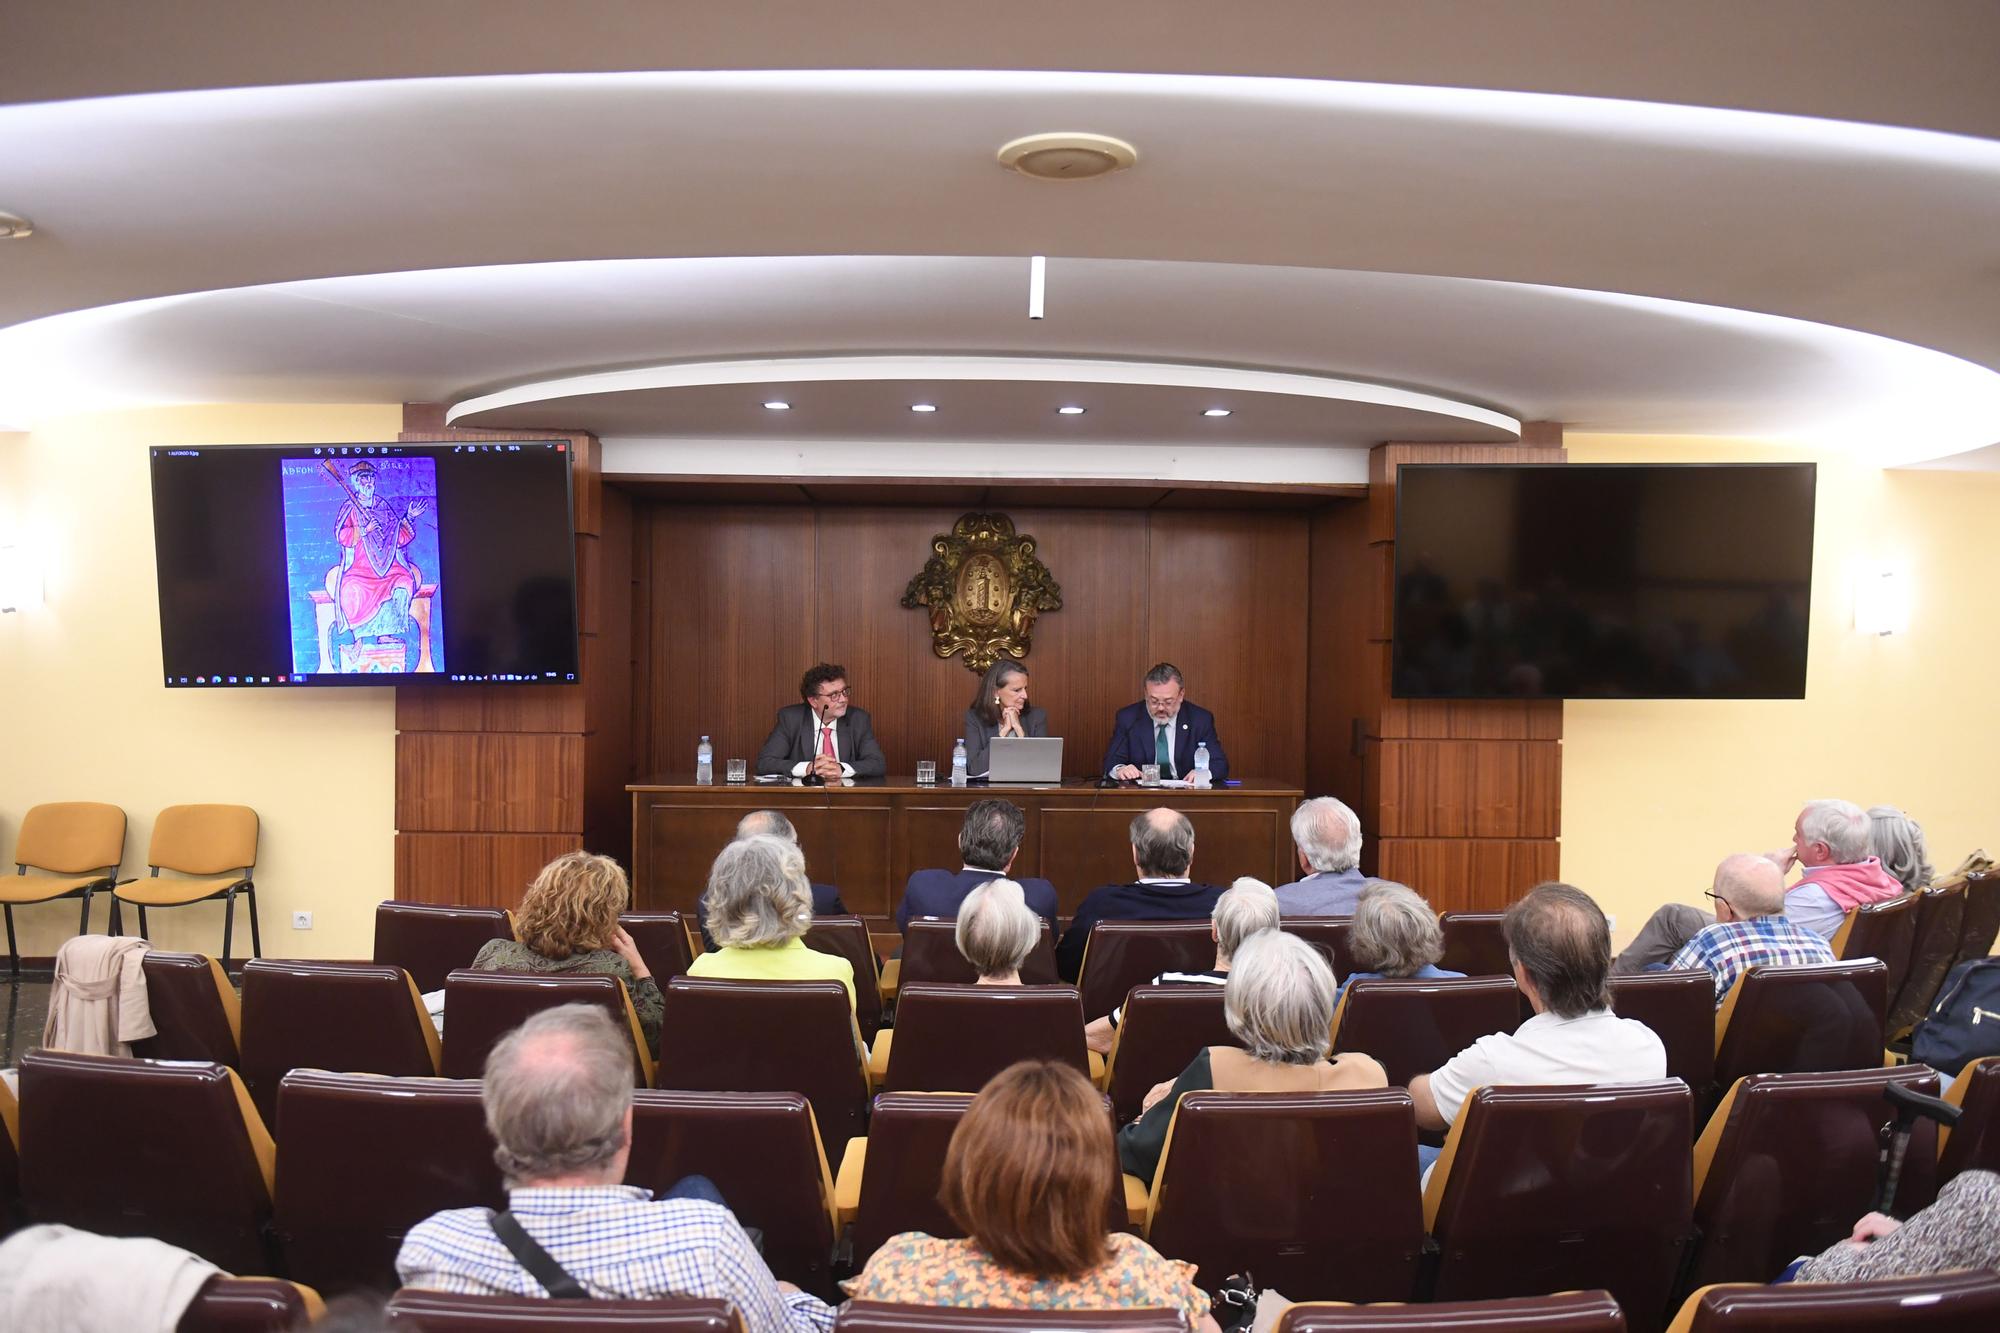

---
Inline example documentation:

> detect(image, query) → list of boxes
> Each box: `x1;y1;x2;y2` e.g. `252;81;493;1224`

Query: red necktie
819;722;835;759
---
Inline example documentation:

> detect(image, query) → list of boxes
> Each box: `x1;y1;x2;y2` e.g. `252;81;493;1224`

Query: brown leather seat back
1611;970;1717;1108
1439;913;1511;977
628;1089;836;1296
1332;976;1521;1090
657;976;869;1153
836;1305;1188;1333
441;971;647;1084
1712;961;1887;1093
374;902;514;993
1938;1056;2000;1184
1276;1290;1628;1333
385;1289;740;1331
273;1070;502;1294
851;1091;977;1263
0;1078;20;1233
19;1050;274;1273
1952;871;1999;968
1149;1089;1424;1302
133;950;241;1066
1105;985;1236;1123
620;911;695;984
1078;921;1217;1019
885;983;1091;1092
1429;1081;1693;1332
901;918;1059;986
1688;1065;1942;1290
1887;885;1967;1036
1674;1270;2000;1331
239;959;437;1127
803;915;886;1037
1834;894;1917;1002
176;1277;322;1333
1281;917;1360;980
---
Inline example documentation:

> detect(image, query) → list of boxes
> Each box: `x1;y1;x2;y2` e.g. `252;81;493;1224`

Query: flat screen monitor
1392;463;1815;700
150;441;579;687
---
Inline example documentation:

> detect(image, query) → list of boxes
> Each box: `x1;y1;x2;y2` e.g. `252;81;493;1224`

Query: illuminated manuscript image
280;454;443;675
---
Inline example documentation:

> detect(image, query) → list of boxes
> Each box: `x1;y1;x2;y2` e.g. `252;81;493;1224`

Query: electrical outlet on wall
291;910;313;930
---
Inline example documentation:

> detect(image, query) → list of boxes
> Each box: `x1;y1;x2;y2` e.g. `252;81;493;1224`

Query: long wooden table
629;776;1302;919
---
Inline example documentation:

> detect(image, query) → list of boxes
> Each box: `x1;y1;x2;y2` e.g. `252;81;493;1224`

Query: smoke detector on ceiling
0;212;33;240
997;133;1138;181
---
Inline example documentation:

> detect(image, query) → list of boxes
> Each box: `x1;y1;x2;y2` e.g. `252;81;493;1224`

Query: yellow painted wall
1561;435;2000;945
0;405;402;961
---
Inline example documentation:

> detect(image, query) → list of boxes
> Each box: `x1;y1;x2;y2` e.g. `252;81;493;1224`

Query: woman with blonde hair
688;834;856;1008
472;850;662;1052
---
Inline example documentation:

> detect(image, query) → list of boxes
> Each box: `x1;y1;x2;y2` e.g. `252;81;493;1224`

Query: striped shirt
1109;968;1227;1027
1668;914;1836;1007
396;1186;835;1333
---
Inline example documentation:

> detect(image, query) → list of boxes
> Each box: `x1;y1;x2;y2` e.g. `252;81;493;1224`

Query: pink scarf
1800;856;1906;911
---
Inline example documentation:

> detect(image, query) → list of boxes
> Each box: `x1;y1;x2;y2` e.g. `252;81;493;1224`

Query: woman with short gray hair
956;879;1041;984
1083;877;1280;1054
1116;929;1386;1182
687;834;857;1010
1337;880;1463;1000
1868;806;1935;895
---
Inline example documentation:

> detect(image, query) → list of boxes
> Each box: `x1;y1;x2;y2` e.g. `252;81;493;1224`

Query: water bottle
1192;742;1211;788
696;734;714;785
950;738;968;786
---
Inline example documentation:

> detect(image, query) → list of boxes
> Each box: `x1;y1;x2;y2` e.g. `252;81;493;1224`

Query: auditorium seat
1426;1081;1692;1333
1886;882;1966;1038
1665;1271;2000;1332
1437;913;1510;978
1276;1290;1628;1333
834;1091;977;1262
804;914;887;1038
239;959;440;1127
273;1070;504;1294
1831;894;1917;1006
441;970;653;1085
18;1050;275;1273
896;918;1059;988
1611;970;1718;1109
1143;1089;1424;1302
0;1073;20;1233
113;803;262;965
836;1304;1187;1333
1281;916;1360;982
385;1289;742;1331
131;950;241;1067
1937;1055;1999;1184
656;976;870;1153
1686;1065;1941;1290
1104;984;1237;1123
627;1089;838;1297
178;1277;326;1333
3;800;125;976
1075;921;1216;1022
1331;975;1521;1091
620;910;696;985
1711;960;1888;1098
1950;870;1998;968
375;901;515;993
874;983;1098;1093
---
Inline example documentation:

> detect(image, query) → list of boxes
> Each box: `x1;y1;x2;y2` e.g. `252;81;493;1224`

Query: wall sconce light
0;544;42;613
1854;565;1909;636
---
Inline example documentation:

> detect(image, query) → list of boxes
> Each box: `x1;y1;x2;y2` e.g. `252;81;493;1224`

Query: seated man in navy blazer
897;799;1059;933
1056;807;1226;981
1101;662;1230;784
755;662;887;780
696;809;846;950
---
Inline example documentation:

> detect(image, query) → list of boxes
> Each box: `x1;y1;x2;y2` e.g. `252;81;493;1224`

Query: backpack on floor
1911;957;2000;1078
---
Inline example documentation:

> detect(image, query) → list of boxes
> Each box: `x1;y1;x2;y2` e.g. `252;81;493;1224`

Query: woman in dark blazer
962;660;1048;777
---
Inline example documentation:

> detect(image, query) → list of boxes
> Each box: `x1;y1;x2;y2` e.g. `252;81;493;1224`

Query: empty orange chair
113;804;261;965
1887;883;1967;1038
1611;969;1718;1109
1832;894;1917;1006
1667;1271;2000;1332
441;970;653;1084
376;901;515;993
1277;1290;1627;1333
3;801;126;976
1438;913;1510;977
875;983;1097;1093
131;950;241;1067
805;914;887;1038
1332;975;1521;1090
238;959;440;1127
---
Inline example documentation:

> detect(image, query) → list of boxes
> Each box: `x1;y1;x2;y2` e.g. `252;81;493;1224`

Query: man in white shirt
754;662;887;781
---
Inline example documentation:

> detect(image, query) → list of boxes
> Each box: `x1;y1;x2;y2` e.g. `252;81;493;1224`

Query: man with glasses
755;662;887;781
1102;662;1230;784
1664;853;1834;1006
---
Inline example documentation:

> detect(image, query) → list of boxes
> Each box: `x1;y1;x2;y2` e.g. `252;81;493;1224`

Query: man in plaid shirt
1667;854;1835;1007
397;1004;834;1333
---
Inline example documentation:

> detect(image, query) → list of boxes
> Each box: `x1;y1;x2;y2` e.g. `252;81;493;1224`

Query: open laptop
987;736;1064;784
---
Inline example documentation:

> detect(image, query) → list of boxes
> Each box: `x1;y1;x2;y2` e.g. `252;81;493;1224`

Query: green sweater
470;938;664;1054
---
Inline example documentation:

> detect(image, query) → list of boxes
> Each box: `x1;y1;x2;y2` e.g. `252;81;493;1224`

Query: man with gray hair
1085;875;1281;1053
1613;798;1905;971
695;810;845;950
1666;854;1836;1007
1273;796;1368;916
397;1004;835;1330
1102;662;1230;784
896;798;1059;933
1056;807;1225;981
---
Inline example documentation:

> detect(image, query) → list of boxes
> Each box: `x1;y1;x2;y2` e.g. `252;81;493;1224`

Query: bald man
1055;807;1226;981
1664;853;1836;1006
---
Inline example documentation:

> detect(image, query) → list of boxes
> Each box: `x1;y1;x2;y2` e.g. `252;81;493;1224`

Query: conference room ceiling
2;3;1997;468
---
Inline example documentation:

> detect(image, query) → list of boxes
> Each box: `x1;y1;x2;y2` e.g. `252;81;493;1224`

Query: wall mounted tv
150;441;579;687
1392;463;1815;700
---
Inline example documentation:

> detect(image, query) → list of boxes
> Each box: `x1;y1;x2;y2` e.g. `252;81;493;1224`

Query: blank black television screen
151;441;579;687
1392;463;1815;700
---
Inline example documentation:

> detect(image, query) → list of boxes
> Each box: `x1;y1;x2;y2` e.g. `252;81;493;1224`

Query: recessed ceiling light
762;400;790;410
1057;406;1086;415
1203;408;1232;417
997;133;1139;181
910;403;938;413
0;212;33;240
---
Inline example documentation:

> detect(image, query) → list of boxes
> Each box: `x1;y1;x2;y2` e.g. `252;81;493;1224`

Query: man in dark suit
755;662;887;780
1056;807;1226;980
1101;662;1230;784
897;798;1059;932
696;808;846;949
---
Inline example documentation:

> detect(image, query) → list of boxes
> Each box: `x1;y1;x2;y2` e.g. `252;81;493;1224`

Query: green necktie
1155;722;1170;769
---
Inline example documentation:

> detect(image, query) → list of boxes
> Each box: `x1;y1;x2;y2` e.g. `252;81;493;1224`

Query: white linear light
762;400;790;410
1028;255;1046;321
1204;407;1232;417
1057;405;1085;415
910;403;937;412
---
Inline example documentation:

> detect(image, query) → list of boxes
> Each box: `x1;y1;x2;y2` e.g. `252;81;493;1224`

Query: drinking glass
916;760;938;785
725;758;748;784
1139;763;1162;786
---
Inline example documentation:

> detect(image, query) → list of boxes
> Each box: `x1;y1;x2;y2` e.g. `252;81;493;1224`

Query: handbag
1910;957;2000;1078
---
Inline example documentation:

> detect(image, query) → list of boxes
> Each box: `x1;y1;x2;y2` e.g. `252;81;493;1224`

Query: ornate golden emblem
901;513;1063;672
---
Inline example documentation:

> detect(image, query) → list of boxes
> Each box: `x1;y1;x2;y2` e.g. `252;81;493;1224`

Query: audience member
844;1061;1216;1331
689;835;855;1009
1790;1169;2000;1282
1336;880;1464;1000
1411;883;1665;1166
1272;797;1368;916
1868;805;1936;895
696;810;845;950
1665;854;1835;1007
397;1005;834;1330
1613;799;1905;971
473;852;661;1053
1117;930;1388;1182
955;879;1042;985
898;800;1058;932
1084;876;1280;1054
1056;809;1224;981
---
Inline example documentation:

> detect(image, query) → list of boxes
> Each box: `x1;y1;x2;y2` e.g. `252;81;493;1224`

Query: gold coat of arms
901;513;1063;673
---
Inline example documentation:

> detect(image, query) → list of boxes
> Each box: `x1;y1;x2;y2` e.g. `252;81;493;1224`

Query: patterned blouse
843;1232;1210;1329
471;938;664;1054
1795;1169;2000;1282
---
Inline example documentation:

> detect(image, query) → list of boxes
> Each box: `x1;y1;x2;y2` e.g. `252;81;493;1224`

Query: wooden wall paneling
395;683;584;734
1374;739;1561;839
396;733;586;833
1374;838;1562;914
584;485;635;862
1306;499;1374;809
395;833;583;910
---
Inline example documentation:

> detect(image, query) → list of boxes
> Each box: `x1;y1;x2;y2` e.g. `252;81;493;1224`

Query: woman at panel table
962;661;1049;779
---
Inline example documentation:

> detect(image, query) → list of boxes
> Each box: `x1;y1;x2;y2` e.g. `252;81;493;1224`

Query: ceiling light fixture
1203;408;1232;417
910;403;937;413
1057;405;1086;415
762;400;790;410
1028;255;1046;320
997;133;1139;181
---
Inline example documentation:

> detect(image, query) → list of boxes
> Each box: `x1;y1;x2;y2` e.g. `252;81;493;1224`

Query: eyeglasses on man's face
815;687;849;701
